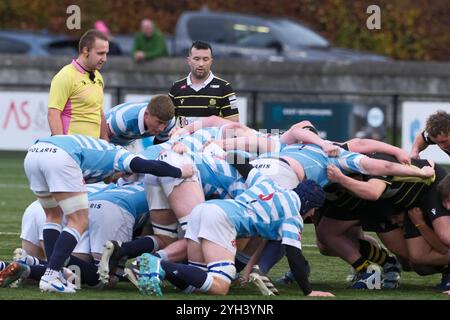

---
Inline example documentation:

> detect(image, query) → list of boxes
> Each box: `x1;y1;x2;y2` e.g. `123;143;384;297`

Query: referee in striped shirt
168;41;240;128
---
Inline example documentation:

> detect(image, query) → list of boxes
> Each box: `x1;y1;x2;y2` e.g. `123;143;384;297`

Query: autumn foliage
0;0;446;61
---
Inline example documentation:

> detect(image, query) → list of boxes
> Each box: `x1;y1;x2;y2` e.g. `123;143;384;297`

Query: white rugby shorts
20;200;46;246
185;202;237;255
86;200;134;255
24;142;86;194
144;150;201;210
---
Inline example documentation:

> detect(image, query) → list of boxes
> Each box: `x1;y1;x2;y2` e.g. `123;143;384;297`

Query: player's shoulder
171;77;188;88
116;101;147;110
212;75;231;86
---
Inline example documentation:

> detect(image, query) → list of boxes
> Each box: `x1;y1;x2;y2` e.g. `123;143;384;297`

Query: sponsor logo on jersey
259;193;274;201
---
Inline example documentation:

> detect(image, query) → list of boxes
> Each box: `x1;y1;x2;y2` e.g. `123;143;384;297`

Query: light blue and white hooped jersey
175;126;225;153
138;126;224;161
139;141;173;160
37;135;136;183
106;101;176;146
140;126;244;199
88;183;149;230
174;126;247;198
208;169;303;249
85;182;115;197
196;153;246;199
276;143;366;187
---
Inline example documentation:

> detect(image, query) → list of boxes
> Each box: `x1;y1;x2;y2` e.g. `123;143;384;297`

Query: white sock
155;250;168;261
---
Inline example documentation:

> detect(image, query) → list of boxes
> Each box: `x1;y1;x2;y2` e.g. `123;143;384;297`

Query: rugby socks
234;251;250;272
161;260;212;292
121;236;158;258
258;240;286;274
43;222;62;259
154;250;169;261
47;227;80;271
22;255;44;266
29;264;46;280
66;255;99;286
29;256;99;287
351;256;370;272
359;239;396;267
0;261;8;271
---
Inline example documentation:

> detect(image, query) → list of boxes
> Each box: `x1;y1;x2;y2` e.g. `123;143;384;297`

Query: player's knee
207;260;235;295
436;232;450;248
154;234;177;249
66;212;89;231
152;222;179;247
58;194;88;216
315;226;332;247
408;251;427;265
36;193;58;209
316;239;333;256
208;276;232;295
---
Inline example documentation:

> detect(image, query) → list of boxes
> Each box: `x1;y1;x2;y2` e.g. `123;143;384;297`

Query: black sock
121;236;157;258
29;265;47;281
258;241;285;274
47;228;79;271
43;223;61;259
67;256;100;287
359;239;392;266
351;256;370;272
0;261;8;271
161;260;210;291
234;252;250;273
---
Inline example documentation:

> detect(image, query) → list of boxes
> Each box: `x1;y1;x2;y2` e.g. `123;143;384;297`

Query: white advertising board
401;101;450;164
0;91;111;151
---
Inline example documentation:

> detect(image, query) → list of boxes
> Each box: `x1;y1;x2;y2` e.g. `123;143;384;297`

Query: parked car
0;30;125;57
170;10;389;61
0;30;78;56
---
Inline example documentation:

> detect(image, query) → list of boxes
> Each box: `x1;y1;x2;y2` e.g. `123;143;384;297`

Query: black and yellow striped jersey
369;153;435;210
168;73;239;126
323;153;437;214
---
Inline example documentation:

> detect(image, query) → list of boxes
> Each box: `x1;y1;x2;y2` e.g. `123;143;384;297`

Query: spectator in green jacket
133;18;168;62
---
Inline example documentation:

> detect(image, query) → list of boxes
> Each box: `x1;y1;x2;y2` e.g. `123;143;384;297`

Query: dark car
171;11;389;61
0;30;79;56
0;30;124;57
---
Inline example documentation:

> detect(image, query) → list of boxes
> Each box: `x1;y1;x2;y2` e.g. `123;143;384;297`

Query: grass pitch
0;151;448;300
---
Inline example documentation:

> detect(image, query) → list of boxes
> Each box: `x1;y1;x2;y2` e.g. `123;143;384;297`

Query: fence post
392;94;399;146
